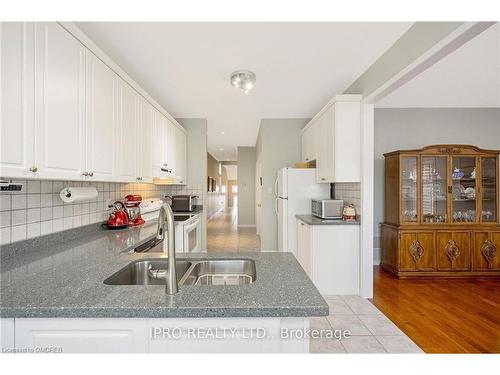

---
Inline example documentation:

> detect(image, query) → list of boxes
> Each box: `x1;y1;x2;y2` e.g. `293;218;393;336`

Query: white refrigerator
275;167;330;256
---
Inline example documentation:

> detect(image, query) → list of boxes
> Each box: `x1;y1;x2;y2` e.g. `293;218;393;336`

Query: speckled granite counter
296;214;360;225
0;222;327;319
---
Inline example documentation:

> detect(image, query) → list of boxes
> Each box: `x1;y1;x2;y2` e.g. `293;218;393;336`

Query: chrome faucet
156;202;178;294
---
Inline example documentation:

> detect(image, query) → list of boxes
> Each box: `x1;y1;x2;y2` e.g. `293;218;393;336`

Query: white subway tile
0;211;11;228
11;195;27;210
27;222;41;238
40;193;53;207
11;225;27;242
41;207;52;221
40;220;53;235
52;218;63;232
73;216;82;227
27;208;41;223
63;205;73;217
53;206;63;219
0;195;11;211
41;180;53;193
0;227;11;245
52;181;63;193
11;210;27;226
27;180;41;193
27;194;41;208
63;217;73;230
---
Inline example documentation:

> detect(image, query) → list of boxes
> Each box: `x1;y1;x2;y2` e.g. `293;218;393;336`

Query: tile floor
207;207;261;252
309;295;424;353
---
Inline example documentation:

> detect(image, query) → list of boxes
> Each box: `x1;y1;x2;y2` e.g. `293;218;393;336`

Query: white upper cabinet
85;50;116;180
301;124;317;163
136;97;153;183
302;95;361;183
0;22;35;178
34;22;86;180
1;22;187;184
115;79;138;181
174;125;187;183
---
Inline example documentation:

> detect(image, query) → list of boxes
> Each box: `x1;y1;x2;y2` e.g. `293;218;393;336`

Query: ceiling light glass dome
230;70;256;94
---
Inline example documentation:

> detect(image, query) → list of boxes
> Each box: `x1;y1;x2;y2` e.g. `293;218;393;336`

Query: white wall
374;108;500;262
256;119;308;250
237;147;256;227
176;118;208;250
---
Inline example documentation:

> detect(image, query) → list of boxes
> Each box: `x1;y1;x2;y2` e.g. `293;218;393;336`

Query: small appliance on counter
104;201;129;230
124;195;145;226
168;195;198;212
311;199;343;219
342;204;357;221
139;198;164;222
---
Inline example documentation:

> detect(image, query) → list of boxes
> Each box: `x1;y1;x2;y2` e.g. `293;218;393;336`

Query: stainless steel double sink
104;258;256;286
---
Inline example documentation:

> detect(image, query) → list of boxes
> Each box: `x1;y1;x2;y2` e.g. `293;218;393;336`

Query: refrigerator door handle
274;198;279;217
274;175;279;198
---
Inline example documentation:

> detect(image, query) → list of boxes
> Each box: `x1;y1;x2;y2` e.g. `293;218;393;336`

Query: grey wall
256;119;309;250
176;118;208;250
237;147;256;226
374;108;500;242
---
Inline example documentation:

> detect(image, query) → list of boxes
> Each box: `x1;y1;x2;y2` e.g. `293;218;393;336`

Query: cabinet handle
88;172;94;177
82;172;89;177
305;158;309;161
29;166;38;173
300;222;305;226
321;178;326;181
136;177;142;181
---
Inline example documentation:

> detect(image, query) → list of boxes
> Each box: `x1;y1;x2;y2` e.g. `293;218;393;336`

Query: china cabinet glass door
451;156;478;223
481;157;497;223
422;157;448;223
401;156;418;222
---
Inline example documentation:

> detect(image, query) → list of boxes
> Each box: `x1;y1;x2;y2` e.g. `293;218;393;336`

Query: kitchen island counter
0;222;328;319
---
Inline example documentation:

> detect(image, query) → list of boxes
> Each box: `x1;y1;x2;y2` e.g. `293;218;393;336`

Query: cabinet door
436;231;471;271
115;79;138;181
151;108;165;177
137;97;153;183
480;157;497;223
422;156;448;224
472;232;500;271
451;156;478;223
166;120;176;175
34;23;86;179
296;220;312;276
302;125;316;163
175;126;187;183
85;51;116;181
333;100;361;182
15;318;149;353
316;107;334;183
399;231;435;271
0;22;35;178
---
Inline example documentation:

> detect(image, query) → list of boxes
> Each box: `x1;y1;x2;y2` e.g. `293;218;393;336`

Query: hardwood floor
372;266;500;353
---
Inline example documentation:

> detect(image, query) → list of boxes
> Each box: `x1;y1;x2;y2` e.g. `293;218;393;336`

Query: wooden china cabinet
381;145;500;277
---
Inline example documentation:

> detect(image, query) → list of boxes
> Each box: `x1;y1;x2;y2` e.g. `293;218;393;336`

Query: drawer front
473;231;500;271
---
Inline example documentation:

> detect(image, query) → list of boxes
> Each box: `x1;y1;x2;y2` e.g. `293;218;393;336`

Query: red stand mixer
124;194;145;226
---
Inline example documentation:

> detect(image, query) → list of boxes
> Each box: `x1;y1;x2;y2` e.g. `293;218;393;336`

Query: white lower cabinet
297;219;360;295
1;318;15;351
6;317;308;353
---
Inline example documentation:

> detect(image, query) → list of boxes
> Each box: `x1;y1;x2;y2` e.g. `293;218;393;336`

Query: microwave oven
311;199;343;219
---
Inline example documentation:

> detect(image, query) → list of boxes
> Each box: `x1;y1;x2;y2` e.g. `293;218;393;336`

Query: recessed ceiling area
77;22;412;160
376;23;500;108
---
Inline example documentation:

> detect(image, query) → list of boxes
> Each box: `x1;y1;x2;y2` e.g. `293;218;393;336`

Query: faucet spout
156;202;178;294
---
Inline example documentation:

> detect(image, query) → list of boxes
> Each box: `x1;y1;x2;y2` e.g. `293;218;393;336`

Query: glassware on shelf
451;157;477;223
481;157;497;223
401;157;418;222
422;157;448;223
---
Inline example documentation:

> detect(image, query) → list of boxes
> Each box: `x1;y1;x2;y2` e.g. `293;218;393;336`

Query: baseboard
237;224;256;228
373;247;381;266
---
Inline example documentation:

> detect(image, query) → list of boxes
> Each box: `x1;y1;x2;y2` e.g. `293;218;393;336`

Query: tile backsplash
333;182;361;215
0;179;203;245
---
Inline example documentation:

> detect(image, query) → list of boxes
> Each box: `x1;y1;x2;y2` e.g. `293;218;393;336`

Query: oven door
183;217;201;253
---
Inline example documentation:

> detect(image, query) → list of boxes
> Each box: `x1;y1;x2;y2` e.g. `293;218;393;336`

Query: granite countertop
0;221;328;319
296;214;361;226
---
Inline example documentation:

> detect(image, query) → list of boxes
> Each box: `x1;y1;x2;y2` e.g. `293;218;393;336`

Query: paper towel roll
59;187;98;203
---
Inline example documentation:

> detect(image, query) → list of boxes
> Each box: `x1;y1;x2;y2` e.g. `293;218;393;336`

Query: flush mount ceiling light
230;70;256;94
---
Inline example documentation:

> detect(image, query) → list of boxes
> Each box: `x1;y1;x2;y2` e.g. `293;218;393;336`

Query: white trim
364;22;495;104
359;103;374;298
57;22;186;135
237;224;256;228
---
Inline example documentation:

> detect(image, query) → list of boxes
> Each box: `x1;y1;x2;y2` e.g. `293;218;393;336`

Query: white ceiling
77;22;412;160
377;23;500;108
